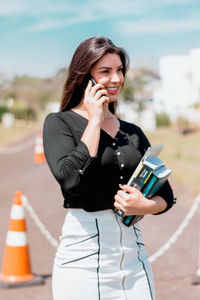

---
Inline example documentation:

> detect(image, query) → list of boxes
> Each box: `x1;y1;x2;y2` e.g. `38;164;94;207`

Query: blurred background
1;0;200;191
0;1;200;299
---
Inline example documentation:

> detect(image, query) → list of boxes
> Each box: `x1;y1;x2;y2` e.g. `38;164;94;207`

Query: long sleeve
43;113;95;196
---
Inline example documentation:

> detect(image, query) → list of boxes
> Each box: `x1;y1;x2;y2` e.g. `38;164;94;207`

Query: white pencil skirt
52;209;155;300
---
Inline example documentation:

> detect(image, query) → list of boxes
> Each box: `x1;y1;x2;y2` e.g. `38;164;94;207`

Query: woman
43;36;175;300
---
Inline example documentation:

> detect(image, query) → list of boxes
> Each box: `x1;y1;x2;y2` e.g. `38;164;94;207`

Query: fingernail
119;184;124;188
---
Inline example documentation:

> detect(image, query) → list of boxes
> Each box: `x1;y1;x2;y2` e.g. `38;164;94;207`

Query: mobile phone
90;76;97;86
90;76;106;98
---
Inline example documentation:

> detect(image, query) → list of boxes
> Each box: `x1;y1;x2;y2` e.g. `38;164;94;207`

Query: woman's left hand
114;185;148;216
114;184;167;215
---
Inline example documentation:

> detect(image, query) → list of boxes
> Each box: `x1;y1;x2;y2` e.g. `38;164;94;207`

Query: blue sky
1;0;200;78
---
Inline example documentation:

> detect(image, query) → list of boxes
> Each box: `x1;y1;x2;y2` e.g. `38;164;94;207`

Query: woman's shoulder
44;110;74;124
43;111;76;136
43;110;77;138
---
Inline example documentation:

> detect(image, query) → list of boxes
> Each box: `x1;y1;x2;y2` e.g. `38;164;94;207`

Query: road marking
0;136;35;154
149;193;200;263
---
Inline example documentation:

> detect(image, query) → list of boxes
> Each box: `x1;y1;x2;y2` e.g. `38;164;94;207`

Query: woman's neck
72;102;114;119
102;103;114;118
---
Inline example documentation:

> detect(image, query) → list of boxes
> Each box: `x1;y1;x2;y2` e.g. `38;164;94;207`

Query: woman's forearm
81;119;101;157
144;195;167;214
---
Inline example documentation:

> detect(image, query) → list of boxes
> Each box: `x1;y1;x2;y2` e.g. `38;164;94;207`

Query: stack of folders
115;144;172;227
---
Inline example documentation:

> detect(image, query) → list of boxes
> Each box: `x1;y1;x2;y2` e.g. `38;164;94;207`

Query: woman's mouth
107;87;119;95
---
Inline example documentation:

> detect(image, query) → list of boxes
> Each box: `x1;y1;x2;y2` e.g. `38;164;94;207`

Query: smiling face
90;53;124;102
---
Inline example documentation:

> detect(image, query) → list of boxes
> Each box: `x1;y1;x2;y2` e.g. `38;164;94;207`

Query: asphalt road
0;132;200;300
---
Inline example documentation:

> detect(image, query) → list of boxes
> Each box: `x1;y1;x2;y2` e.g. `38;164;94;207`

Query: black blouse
43;110;175;214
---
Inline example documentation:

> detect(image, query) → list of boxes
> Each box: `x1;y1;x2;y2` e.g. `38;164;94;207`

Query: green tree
120;67;160;114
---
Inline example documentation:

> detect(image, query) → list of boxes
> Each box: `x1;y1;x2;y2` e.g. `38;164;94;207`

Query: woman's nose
111;72;121;83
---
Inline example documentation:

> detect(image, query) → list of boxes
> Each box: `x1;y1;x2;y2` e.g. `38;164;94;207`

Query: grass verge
0;121;42;146
147;127;200;195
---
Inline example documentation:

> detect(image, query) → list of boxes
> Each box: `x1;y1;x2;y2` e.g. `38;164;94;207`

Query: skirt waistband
66;208;117;222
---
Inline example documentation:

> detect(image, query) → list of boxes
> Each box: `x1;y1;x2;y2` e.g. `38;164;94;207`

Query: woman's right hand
83;80;109;124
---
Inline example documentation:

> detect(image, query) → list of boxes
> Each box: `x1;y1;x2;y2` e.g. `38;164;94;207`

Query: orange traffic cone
0;191;44;288
34;134;45;164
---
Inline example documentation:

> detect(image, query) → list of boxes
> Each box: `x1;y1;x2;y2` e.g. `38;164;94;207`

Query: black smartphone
90;76;97;86
90;76;106;99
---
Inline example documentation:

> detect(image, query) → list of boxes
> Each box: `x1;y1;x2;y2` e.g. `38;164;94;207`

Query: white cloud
0;0;158;20
27;19;66;31
115;18;200;35
1;0;200;33
0;0;78;17
0;0;197;18
161;0;196;4
24;0;146;32
93;0;148;17
27;14;97;32
0;0;28;16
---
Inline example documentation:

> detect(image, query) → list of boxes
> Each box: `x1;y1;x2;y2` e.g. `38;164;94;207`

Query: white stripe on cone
6;231;27;246
10;205;25;219
35;145;43;153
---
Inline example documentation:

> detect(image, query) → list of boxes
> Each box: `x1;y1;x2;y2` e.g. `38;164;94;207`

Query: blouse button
120;176;124;180
121;164;124;168
112;142;116;146
117;152;121;156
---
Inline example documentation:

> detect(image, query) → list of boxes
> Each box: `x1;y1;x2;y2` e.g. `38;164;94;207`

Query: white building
153;48;200;122
117;100;156;132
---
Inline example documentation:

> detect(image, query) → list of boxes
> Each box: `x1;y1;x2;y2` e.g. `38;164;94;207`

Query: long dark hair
60;36;129;113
